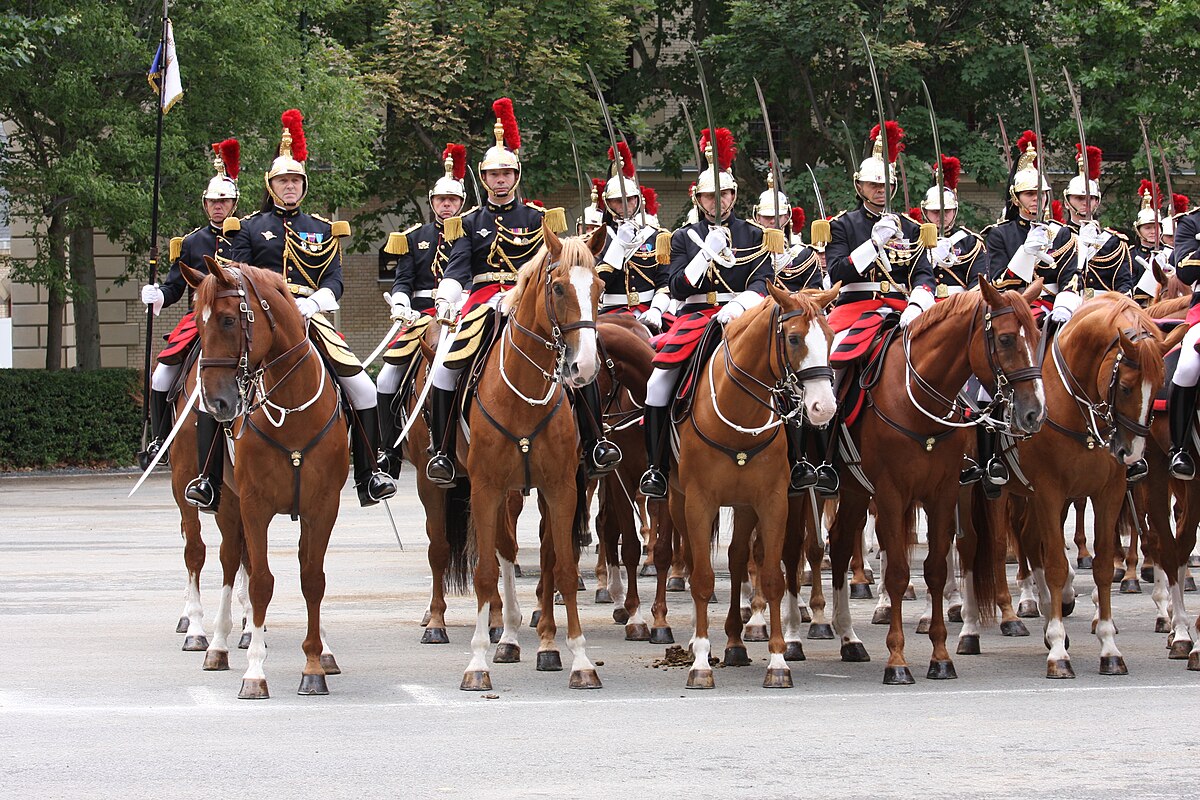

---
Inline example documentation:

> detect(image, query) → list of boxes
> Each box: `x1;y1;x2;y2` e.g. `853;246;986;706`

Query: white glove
703;226;729;259
1047;305;1072;324
931;238;954;266
637;307;663;332
141;283;165;316
615;220;639;248
434;278;463;324
1078;221;1106;249
384;291;418;323
1153;249;1174;276
1022;224;1050;254
899;304;923;328
871;214;900;248
714;302;744;325
295;296;319;318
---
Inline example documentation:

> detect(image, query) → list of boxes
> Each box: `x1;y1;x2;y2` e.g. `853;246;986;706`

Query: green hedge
0;368;143;470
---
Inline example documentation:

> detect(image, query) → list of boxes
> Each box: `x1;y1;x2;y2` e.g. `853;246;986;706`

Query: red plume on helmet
608;142;635;178
937;154;960;191
592;178;606;210
213;139;240;180
699;128;737;171
908;206;924;222
641;186;659;216
869;121;905;164
1075;144;1101;180
528;199;545;207
1051;200;1064;223
492;98;520;151
791;206;806;231
1175;194;1191;215
281;109;306;162
1016;130;1038;162
443;143;466;181
1138;179;1161;205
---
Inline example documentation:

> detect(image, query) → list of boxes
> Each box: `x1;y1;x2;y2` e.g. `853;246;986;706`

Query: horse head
763;282;839;427
975;277;1046;436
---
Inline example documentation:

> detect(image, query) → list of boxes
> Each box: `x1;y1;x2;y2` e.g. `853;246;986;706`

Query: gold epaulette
331;220;351;238
443;216;464;241
762;227;786;254
222;217;241;234
655;230;672;265
544;207;567;234
384;229;410;256
918;223;938;248
169;237;183;262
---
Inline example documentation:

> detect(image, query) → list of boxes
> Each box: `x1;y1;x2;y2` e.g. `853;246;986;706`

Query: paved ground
3;470;1199;799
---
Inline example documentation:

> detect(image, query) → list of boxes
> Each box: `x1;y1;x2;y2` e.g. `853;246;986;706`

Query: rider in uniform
1166;199;1200;478
920;155;989;299
374;143;468;477
1130;180;1169;306
577;180;605;235
424;98;604;487
637;128;778;498
139;140;239;507
1060;145;1133;301
225;109;396;507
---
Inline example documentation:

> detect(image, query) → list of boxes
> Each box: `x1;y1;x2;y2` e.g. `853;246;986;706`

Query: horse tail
443;477;475;595
969;485;1000;625
571;465;590;559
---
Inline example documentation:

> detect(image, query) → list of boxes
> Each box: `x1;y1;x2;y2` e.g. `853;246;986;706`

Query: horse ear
1151;257;1167;289
766;281;790;306
810;282;840;310
587;226;607;258
179;258;207;289
1019;277;1045;306
1162;323;1189;353
543;220;563;261
1117;330;1142;363
978;275;1002;306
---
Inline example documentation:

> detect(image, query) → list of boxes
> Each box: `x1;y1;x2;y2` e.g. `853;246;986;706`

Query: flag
147;20;182;113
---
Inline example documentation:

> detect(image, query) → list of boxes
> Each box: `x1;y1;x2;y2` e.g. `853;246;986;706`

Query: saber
565;119;589;232
996;114;1013;173
1137;117;1162;250
1023;45;1047;223
753;77;788;237
807;164;827;220
921;80;947;235
839;120;859;184
860;32;892;215
586;64;631;226
129;382;202;497
897;151;912;211
393;323;457;449
679;99;703;171
361;318;404;369
1062;66;1092;225
1157;140;1176;218
465;163;484;209
619;131;648;227
382;498;404;550
690;41;724;227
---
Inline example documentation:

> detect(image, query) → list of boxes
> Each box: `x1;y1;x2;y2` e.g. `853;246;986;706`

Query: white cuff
684;251;710;287
435;278;463;304
601;236;631;270
909;285;936;312
850;240;878;274
1053;290;1082;313
650;290;672;313
1006;249;1037;283
311;287;339;313
733;290;764;311
1135;264;1160;297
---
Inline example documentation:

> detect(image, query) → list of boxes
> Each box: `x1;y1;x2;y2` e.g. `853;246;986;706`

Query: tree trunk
44;212;67;371
68;225;100;370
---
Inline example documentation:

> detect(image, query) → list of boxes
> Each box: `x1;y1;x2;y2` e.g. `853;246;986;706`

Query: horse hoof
1169;639;1193;660
649;627;674;645
723;646;752;667
956;634;981;656
554;592;565;606
850;584;873;600
801;570;813;587
743;624;768;642
948;605;963;623
536;650;563;671
175;617;190;634
420;609;431;627
915;618;931;635
513;563;523;578
238;678;269;700
871;607;890;625
763;667;793;689
639;564;657;577
489;627;504;644
685;669;715;689
182;635;209;652
1141;566;1155;583
493;643;521;663
297;673;329;696
1112;568;1126;584
666;577;686;592
784;641;806;662
1120;578;1142;594
569;669;602;689
864;568;876;583
625;622;651;641
576;576;586;591
1046;658;1076;679
883;665;915;685
421;627;450;645
202;650;229;671
529;610;541;628
595;588;613;604
708;592;718;603
1190;555;1200;569
1001;620;1030;637
1099;655;1128;675
460;670;492;691
927;659;957;680
1017;600;1040;618
841;642;871;662
238;631;252;650
1155;617;1170;634
800;607;812;623
808;623;835;640
319;653;340;675
1189;652;1200;671
1186;575;1197;592
613;607;630;625
1076;556;1093;570
1061;598;1076;617
903;585;916;601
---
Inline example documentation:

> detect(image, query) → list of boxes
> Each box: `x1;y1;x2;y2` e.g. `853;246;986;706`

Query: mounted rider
374;143;468;477
754;183;823;293
637;128;778;498
225;109;396;508
920;155;989;299
1165;197;1200;478
577;180;605;235
1060;145;1134;300
1130;180;1170;306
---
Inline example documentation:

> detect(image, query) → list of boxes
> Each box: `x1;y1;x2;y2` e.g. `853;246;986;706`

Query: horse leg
667;518;688;592
755;500;792;689
179;512;209;651
829;493;870;662
805;500;832;638
1072;498;1092;569
202;496;243;672
541;480;598;689
875;493;913;685
594;481;612;603
849;516;873;598
639;496;657;577
1089;491;1127;675
681;488;717;688
460;484;502;691
945;538;963;622
534;517;562;671
296;516;334;696
924;497;957;680
722;512;755;666
1168;486;1200;661
743;533;769;641
871;551;892;625
648;499;675;644
620;497;649;640
780;496;807;660
238;507;274;700
1121;499;1143;593
1026;498;1073;679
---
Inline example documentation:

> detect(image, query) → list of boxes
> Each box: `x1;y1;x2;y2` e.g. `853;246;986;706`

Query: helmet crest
280;109;306;162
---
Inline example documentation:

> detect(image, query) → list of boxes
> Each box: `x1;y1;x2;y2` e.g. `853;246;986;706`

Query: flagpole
141;0;169;444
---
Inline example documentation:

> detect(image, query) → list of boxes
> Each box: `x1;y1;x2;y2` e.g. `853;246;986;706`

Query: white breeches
339;370;377;410
1174;324;1200;388
431;363;462;392
376;363;404;394
646;366;681;407
151;362;179;392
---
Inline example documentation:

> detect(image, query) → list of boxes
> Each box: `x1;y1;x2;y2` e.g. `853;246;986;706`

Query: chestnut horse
184;260;349;698
672;283;839;690
988;295;1176;678
458;224;605;691
829;281;1045;684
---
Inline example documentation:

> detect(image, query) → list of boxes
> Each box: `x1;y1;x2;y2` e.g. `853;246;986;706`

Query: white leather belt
840;281;907;294
940;286;966;295
683;292;735;305
601;293;647;306
473;271;517;285
413;289;434;299
1044;283;1060;294
288;284;314;297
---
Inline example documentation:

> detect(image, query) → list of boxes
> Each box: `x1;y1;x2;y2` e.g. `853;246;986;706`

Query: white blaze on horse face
567;266;599;386
800;323;836;426
201;306;211;324
1125;380;1153;463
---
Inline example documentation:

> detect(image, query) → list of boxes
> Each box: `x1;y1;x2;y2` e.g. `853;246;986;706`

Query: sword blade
128;382;202;497
921;80;946;233
587;64;630;221
753;77;786;234
1062;66;1091;224
566;118;588;231
860;31;891;215
1023;45;1046;223
362;319;404;369
690;41;723;226
393;324;457;449
1137;117;1161;245
806;164;826;220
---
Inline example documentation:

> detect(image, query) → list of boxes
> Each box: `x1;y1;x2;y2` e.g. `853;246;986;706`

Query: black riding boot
426;387;459;487
351;406;396;507
575;381;622;478
812;423;840;496
787;421;818;494
1169;382;1198;480
960;425;986;486
638;405;670;499
139;389;171;469
377;391;403;478
185;412;225;514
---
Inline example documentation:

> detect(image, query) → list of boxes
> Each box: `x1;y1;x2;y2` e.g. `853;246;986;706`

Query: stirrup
984;456;1009;485
1170;450;1196;481
378;449;403;479
960;459;983;486
790;460;818;493
586;439;622;478
138;439;167;470
1125;459;1148;484
815;464;839;496
426;453;457;487
184;476;218;513
639;468;667;499
358;471;397;507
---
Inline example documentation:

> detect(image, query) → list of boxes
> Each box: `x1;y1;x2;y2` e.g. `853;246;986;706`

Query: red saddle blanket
651;308;718;367
157;311;197;365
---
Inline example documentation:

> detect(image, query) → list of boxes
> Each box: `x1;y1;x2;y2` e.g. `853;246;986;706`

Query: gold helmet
429;143;467;203
854;121;902;189
203;138;239;204
265;109;308;205
755;172;789;218
1009;130;1051;202
693;128;737;196
1063;144;1102;206
1134;180;1159;229
920;154;960;213
478;97;521;189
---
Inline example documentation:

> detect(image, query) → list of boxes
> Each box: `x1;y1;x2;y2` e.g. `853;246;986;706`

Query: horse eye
1120;384;1133;396
552;283;565;298
221;315;235;329
999;334;1016;347
787;334;801;346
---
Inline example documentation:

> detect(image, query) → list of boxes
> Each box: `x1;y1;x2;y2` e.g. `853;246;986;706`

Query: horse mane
597;321;655;402
1146;294;1189;319
1075;295;1165;389
500;236;597;315
726;290;826;340
905;290;977;338
193;262;289;312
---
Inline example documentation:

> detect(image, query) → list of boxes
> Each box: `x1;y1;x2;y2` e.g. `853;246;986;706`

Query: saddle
670;317;725;423
837;315;900;427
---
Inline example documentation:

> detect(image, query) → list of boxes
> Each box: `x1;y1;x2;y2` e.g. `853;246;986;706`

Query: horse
828;280;1045;684
985;295;1178;678
182;259;349;699
670;283;839;690
456;223;605;691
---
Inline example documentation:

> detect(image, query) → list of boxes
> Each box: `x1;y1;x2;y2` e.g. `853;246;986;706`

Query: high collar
858;202;883;220
272;205;301;219
206;221;223;235
486;197;517;213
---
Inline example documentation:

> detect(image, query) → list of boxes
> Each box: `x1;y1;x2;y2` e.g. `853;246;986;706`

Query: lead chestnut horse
184;260;349;699
458;224;606;691
829;280;1045;684
672;283;839;690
